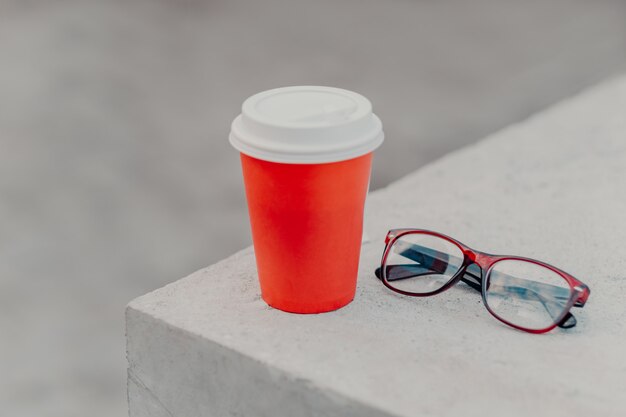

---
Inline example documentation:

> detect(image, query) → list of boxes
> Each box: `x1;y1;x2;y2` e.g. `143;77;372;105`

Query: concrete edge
372;72;626;196
125;304;401;417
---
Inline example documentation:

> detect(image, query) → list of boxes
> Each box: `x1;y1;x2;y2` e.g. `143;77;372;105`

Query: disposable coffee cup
230;86;384;313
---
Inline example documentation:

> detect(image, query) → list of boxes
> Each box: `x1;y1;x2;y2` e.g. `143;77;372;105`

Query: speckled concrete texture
127;75;626;416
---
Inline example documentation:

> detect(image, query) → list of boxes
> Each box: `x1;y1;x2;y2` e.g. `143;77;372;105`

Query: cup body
241;152;373;313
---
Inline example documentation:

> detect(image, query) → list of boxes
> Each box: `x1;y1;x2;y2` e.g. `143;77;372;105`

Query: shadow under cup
241;152;373;313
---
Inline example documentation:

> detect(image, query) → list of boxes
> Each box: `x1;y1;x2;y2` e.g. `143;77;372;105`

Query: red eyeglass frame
379;229;591;334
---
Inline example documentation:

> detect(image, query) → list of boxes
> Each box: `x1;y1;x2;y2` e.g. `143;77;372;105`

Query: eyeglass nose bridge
463;250;495;267
463;249;477;263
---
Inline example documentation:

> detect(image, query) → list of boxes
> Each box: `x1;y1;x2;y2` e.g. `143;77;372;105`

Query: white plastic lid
229;86;384;164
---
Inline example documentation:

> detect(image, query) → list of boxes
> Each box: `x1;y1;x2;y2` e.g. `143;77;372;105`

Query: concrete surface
127;75;626;416
2;1;626;416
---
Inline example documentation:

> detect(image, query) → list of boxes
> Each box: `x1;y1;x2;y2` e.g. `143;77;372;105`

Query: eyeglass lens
383;233;463;294
485;259;573;330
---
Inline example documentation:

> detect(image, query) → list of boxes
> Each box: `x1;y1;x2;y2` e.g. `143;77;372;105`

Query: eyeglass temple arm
392;240;574;300
377;241;579;328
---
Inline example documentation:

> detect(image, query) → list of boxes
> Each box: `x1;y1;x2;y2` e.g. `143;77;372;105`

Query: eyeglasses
375;229;590;333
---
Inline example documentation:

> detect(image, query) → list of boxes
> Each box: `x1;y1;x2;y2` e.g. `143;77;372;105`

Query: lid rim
229;130;384;164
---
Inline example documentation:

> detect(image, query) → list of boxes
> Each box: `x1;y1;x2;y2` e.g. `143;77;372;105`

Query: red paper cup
241;152;372;313
230;86;384;313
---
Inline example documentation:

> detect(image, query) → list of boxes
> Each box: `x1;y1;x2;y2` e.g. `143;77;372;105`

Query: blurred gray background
1;0;625;416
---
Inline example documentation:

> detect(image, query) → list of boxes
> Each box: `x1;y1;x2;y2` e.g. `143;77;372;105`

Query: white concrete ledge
127;75;626;417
